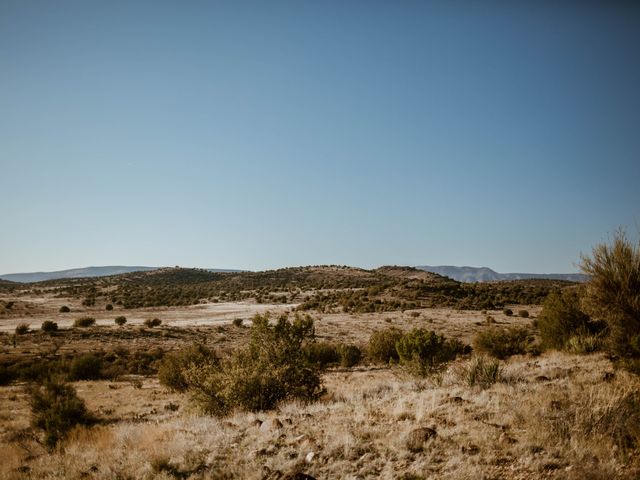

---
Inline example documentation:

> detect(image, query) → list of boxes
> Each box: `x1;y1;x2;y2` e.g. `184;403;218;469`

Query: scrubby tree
537;288;593;350
181;313;322;415
41;321;58;333
30;379;95;448
395;328;467;376
581;230;640;366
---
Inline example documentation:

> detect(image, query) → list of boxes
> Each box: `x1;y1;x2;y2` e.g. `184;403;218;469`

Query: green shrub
457;355;503;389
41;321;58;333
395;328;467;376
367;327;403;364
503;308;513;316
565;332;604;354
305;341;339;366
518;310;529;318
182;313;322;415
105;304;113;311
73;317;96;328
0;365;15;386
232;318;243;327
69;354;103;380
29;379;95;448
581;230;640;362
473;326;532;359
338;344;362;367
144;318;162;328
158;344;217;392
114;316;127;326
59;306;70;313
15;323;30;335
537;288;594;350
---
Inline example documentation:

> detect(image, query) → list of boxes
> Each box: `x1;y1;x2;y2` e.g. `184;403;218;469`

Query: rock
282;473;316;480
602;372;615;382
535;375;550;382
260;418;283;432
292;434;307;443
448;396;465;404
405;427;437;452
305;451;315;463
252;419;263;427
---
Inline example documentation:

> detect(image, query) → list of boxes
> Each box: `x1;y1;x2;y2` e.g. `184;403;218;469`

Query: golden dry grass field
0;290;638;480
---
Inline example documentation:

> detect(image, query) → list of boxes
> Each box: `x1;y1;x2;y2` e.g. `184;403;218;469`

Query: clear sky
1;1;639;274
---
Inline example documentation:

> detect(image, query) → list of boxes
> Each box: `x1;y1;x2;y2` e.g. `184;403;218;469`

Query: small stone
260;418;283;432
305;451;315;463
405;427;437;452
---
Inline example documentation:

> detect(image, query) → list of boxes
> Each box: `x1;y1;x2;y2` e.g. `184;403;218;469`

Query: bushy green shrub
29;379;95;448
73;317;96;328
105;304;113;311
537;288;597;350
503;308;513;316
41;321;58;333
581;230;640;362
473;326;532;359
69;354;102;380
114;316;127;326
59;306;70;313
395;328;467;376
182;313;323;415
144;318;162;328
305;341;339;366
367;327;403;364
15;323;30;335
338;344;362;367
158;344;217;392
518;310;529;318
232;318;243;327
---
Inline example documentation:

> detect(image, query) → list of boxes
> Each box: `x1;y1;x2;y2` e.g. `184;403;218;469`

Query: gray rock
405;427;437;452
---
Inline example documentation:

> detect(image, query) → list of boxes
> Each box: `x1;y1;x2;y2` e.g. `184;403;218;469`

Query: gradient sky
1;1;639;274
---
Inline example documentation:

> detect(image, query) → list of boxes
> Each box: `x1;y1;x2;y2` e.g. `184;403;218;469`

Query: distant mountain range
0;264;587;284
0;266;243;283
416;265;588;283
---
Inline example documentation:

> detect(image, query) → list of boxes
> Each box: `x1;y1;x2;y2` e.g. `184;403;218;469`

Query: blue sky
1;1;639;274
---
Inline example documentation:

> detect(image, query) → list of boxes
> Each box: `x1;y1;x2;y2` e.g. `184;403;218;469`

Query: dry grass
0;295;635;479
0;351;637;479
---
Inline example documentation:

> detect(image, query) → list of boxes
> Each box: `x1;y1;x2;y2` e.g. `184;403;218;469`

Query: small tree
367;327;403;364
41;321;59;333
15;323;30;335
73;317;96;328
182;313;322;415
144;318;162;328
396;328;466;376
30;379;95;448
581;230;640;364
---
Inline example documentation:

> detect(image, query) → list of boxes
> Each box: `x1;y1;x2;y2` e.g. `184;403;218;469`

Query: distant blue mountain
416;265;588;283
0;266;158;283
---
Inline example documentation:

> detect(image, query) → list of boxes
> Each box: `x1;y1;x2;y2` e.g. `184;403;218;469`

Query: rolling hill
416;265;588;283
